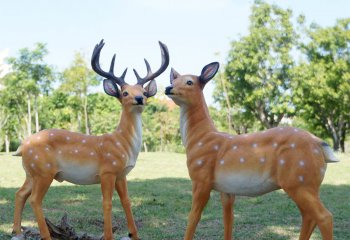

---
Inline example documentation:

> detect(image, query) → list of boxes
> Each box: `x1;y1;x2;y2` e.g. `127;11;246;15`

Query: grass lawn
0;152;349;239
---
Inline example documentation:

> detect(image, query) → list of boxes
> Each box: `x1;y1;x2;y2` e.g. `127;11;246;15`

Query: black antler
91;39;127;86
133;41;170;86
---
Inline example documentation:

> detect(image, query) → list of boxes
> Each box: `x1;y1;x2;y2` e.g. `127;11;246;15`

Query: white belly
214;171;279;197
55;160;100;185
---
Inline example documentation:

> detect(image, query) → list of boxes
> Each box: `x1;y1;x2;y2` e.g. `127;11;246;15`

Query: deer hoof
11;234;25;240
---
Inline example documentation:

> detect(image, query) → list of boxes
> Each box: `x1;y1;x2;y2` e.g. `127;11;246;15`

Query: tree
6;43;53;134
60;52;99;134
293;18;350;152
217;0;297;129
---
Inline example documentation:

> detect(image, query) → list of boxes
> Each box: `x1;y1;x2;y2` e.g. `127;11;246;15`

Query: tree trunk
5;133;10;153
340;127;346;153
220;74;232;133
77;112;82;133
331;131;340;152
83;96;90;135
143;142;148;153
34;94;39;133
27;94;32;136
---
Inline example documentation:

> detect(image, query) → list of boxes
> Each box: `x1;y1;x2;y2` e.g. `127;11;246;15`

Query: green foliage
216;0;297;129
292;18;350;151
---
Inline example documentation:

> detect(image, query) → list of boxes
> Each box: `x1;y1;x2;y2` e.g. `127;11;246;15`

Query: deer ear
199;62;219;86
170;68;180;84
144;79;157;98
103;79;120;98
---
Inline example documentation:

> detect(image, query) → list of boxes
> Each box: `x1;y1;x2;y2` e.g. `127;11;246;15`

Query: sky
1;0;349;105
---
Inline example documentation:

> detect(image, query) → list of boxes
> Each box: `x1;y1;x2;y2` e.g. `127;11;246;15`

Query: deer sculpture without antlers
165;62;338;240
11;40;169;240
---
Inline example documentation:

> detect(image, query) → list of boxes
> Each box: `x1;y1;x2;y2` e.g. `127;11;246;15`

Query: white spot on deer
45;147;49;151
299;160;305;167
29;149;33;154
294;128;299;132
31;163;35;168
118;129;122;133
279;127;284;131
66;136;70;141
26;140;31;145
232;145;238;150
260;157;265;163
290;143;296;148
197;160;203;165
122;154;125;158
197;142;203;147
252;143;258;148
228;136;234;139
99;142;103;146
298;175;304;182
214;145;219;151
82;139;86;143
50;133;54;137
74;149;79;154
90;152;95;156
34;155;38;160
116;141;120;146
313;148;320;154
46;163;51;168
112;161;117;166
107;153;111;157
37;136;41;140
58;150;62;154
273;143;278;148
279;159;285;165
320;167;326;175
219;159;225;165
240;157;245;163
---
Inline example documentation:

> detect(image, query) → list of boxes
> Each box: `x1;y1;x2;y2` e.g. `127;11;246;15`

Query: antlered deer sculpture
11;40;169;240
165;62;338;240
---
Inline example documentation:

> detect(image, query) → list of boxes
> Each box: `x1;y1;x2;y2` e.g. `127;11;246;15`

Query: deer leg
285;188;333;240
115;177;139;240
298;209;317;240
221;192;235;240
184;181;211;240
101;173;117;240
12;177;33;235
29;177;53;240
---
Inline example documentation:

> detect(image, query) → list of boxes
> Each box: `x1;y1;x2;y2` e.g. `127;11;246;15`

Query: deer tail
321;142;339;163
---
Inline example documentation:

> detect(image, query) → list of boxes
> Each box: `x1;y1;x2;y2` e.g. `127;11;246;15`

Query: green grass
0;152;349;240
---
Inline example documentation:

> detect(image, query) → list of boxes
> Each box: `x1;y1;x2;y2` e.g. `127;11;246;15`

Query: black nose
165;86;173;95
135;96;143;105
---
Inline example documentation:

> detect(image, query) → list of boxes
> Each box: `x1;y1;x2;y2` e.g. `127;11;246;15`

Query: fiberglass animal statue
165;62;338;240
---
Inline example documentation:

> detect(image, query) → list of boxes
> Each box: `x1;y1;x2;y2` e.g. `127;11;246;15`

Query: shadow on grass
0;178;349;240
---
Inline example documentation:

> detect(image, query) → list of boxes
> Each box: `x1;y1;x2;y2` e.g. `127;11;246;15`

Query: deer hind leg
101;173;117;240
221;193;235;240
285;187;333;240
115;177;139;240
12;177;33;235
29;176;53;240
184;181;211;240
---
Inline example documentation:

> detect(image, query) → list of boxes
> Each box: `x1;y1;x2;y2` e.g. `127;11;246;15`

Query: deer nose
135;96;144;105
165;86;173;95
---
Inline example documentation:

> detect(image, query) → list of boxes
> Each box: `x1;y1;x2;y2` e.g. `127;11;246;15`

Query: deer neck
114;107;143;157
179;94;217;147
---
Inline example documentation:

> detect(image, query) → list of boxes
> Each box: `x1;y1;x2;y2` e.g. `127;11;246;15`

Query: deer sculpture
11;40;170;240
165;62;338;240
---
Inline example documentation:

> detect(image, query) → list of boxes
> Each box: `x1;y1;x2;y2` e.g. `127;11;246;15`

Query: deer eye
186;80;193;86
122;91;129;97
143;92;148;97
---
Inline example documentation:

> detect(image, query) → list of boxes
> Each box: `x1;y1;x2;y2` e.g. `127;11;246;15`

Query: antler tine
134;41;170;86
91;39;127;86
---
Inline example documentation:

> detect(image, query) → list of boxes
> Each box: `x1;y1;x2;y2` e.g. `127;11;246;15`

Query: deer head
92;39;169;111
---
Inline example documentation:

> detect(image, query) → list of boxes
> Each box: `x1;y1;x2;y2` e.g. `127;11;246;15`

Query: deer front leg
184;181;211;240
101;173;117;240
29;177;53;240
221;192;235;240
115;177;139;240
